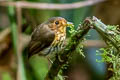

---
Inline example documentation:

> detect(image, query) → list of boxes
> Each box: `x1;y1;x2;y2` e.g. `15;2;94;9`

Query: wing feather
28;24;55;58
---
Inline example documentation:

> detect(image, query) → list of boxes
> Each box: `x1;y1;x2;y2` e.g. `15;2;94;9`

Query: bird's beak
67;22;74;27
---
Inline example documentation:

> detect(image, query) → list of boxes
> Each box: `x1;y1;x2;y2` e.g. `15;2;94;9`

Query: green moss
97;25;120;80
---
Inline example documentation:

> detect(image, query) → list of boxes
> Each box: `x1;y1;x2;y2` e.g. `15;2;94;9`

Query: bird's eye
55;21;59;25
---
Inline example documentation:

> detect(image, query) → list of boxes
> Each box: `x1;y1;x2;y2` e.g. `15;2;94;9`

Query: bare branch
0;0;105;10
83;40;106;47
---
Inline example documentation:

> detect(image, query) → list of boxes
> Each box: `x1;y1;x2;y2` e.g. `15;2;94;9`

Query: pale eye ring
55;21;59;25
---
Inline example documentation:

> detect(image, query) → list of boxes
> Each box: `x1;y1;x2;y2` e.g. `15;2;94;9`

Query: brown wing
28;23;55;58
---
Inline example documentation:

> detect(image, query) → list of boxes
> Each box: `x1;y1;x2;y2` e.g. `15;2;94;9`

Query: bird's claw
58;55;64;62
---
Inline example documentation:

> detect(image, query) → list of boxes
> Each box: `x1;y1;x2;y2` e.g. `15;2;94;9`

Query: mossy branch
91;16;120;51
45;18;91;80
91;17;120;79
45;16;120;80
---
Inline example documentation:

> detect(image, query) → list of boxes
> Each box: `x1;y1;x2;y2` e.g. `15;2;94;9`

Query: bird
28;17;71;59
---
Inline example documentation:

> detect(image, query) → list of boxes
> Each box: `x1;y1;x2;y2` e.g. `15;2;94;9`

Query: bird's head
47;17;72;33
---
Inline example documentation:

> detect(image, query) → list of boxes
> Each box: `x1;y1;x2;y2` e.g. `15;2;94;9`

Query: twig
0;0;105;10
92;16;120;51
45;18;92;80
16;6;27;80
83;40;106;47
0;28;11;55
0;28;10;42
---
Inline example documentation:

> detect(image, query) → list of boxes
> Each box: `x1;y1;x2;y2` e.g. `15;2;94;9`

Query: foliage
96;25;120;80
69;22;85;57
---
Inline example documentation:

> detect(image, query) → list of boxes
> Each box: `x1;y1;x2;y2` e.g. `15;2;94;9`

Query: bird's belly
38;33;66;56
39;45;60;56
38;47;52;56
39;38;65;56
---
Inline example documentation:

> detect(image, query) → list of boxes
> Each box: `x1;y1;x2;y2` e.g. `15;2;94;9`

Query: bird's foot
57;74;68;80
58;55;64;62
47;57;53;64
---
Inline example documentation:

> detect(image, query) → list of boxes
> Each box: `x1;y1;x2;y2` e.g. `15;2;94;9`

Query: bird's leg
55;41;65;62
57;74;64;80
58;74;68;80
46;46;54;55
47;57;53;64
55;45;59;52
45;47;54;64
58;54;64;62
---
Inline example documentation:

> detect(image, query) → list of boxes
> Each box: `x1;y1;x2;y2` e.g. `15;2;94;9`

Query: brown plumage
28;17;68;59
